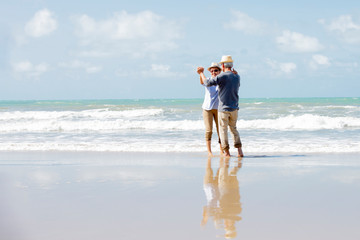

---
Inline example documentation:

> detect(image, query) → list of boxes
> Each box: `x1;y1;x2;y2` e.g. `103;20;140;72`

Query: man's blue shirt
204;71;240;112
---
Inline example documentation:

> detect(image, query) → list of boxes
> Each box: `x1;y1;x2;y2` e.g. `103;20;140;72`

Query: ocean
0;97;359;153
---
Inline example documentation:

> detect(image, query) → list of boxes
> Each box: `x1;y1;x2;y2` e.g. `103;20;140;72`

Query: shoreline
1;150;359;166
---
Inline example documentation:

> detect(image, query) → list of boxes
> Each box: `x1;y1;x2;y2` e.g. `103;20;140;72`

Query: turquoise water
0;97;359;153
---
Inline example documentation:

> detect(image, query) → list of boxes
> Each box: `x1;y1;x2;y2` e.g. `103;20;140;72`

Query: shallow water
1;152;360;240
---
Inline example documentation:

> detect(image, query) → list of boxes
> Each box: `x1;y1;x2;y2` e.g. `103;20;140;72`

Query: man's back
213;71;240;112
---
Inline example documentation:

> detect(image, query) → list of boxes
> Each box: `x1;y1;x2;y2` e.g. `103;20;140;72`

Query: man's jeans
218;110;242;151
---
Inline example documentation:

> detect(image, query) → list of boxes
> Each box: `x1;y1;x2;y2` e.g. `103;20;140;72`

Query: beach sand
1;151;360;240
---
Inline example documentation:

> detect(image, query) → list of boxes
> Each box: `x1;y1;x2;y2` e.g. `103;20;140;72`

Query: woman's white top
202;78;219;110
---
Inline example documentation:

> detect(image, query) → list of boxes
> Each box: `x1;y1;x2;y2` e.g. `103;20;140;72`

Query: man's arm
197;67;217;86
204;76;218;86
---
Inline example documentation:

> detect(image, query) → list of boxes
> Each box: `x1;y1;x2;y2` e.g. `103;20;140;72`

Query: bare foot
237;148;244;157
208;152;214;157
224;149;231;157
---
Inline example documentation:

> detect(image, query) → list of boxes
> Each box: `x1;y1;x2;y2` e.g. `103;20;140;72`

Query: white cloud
77;50;112;58
279;62;297;73
310;54;331;69
24;9;57;37
116;63;182;79
225;10;265;34
150;64;170;72
142;64;177;78
72;11;182;57
266;59;297;74
312;54;330;65
320;15;360;43
59;60;102;73
334;61;358;68
327;15;360;32
12;61;48;77
276;30;323;52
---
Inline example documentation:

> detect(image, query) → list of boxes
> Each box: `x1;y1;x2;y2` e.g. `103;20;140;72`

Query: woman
200;62;223;156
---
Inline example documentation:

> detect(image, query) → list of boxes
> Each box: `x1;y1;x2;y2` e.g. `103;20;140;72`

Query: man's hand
197;67;204;74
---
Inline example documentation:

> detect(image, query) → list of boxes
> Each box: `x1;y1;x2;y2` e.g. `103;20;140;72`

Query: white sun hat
207;62;221;71
219;55;234;64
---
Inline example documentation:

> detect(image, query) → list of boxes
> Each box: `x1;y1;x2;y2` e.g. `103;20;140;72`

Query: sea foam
1;111;359;132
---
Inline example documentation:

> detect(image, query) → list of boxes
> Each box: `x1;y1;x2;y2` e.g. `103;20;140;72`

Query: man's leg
228;110;243;157
218;111;230;156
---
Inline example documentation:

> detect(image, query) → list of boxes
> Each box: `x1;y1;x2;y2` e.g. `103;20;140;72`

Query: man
197;55;243;157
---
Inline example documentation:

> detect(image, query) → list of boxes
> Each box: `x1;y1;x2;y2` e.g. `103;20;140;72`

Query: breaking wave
0;110;359;132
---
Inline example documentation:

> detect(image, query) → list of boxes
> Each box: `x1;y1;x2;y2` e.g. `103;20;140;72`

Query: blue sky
1;0;360;100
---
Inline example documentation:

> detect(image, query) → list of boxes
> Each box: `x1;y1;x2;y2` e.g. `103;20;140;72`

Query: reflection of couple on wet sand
201;158;242;239
197;55;243;157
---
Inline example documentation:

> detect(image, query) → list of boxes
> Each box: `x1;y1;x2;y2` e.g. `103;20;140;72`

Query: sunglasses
210;69;219;73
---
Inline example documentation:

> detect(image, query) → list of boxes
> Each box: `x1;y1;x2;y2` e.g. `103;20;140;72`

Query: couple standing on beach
197;55;243;157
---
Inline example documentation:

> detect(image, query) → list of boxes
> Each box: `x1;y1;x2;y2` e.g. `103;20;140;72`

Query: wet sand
1;151;360;240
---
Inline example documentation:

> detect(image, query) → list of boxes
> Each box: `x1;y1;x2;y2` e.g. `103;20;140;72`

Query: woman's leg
203;109;214;156
212;109;223;155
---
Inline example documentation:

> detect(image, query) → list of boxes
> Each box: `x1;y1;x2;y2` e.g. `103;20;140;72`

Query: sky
1;0;360;100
